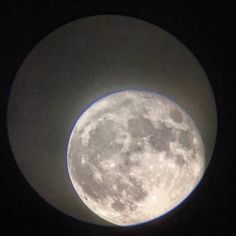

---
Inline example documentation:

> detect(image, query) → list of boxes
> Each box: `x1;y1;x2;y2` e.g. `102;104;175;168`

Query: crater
149;134;169;152
76;165;106;201
124;157;131;166
127;116;154;138
129;143;144;153
120;98;133;108
178;129;193;149
111;200;126;211
88;119;116;154
175;154;186;166
169;108;183;123
128;176;147;201
127;201;137;211
148;122;175;152
119;152;141;172
69;135;83;162
76;165;121;202
119;158;132;172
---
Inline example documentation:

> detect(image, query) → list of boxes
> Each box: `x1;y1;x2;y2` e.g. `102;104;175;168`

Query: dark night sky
0;1;235;236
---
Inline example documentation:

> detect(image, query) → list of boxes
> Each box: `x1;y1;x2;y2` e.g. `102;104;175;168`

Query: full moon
67;90;205;226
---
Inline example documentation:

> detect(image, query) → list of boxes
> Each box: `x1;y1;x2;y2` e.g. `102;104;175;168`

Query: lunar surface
67;90;205;226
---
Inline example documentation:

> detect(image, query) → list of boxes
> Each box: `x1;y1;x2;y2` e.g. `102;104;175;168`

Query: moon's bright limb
67;90;205;226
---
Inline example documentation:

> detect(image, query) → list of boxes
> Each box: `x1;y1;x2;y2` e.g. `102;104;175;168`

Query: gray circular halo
67;89;206;226
7;15;217;226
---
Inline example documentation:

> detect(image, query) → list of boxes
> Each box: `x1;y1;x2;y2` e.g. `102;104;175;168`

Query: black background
0;1;235;235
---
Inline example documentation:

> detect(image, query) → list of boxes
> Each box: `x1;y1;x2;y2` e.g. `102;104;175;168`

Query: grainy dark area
0;1;235;236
